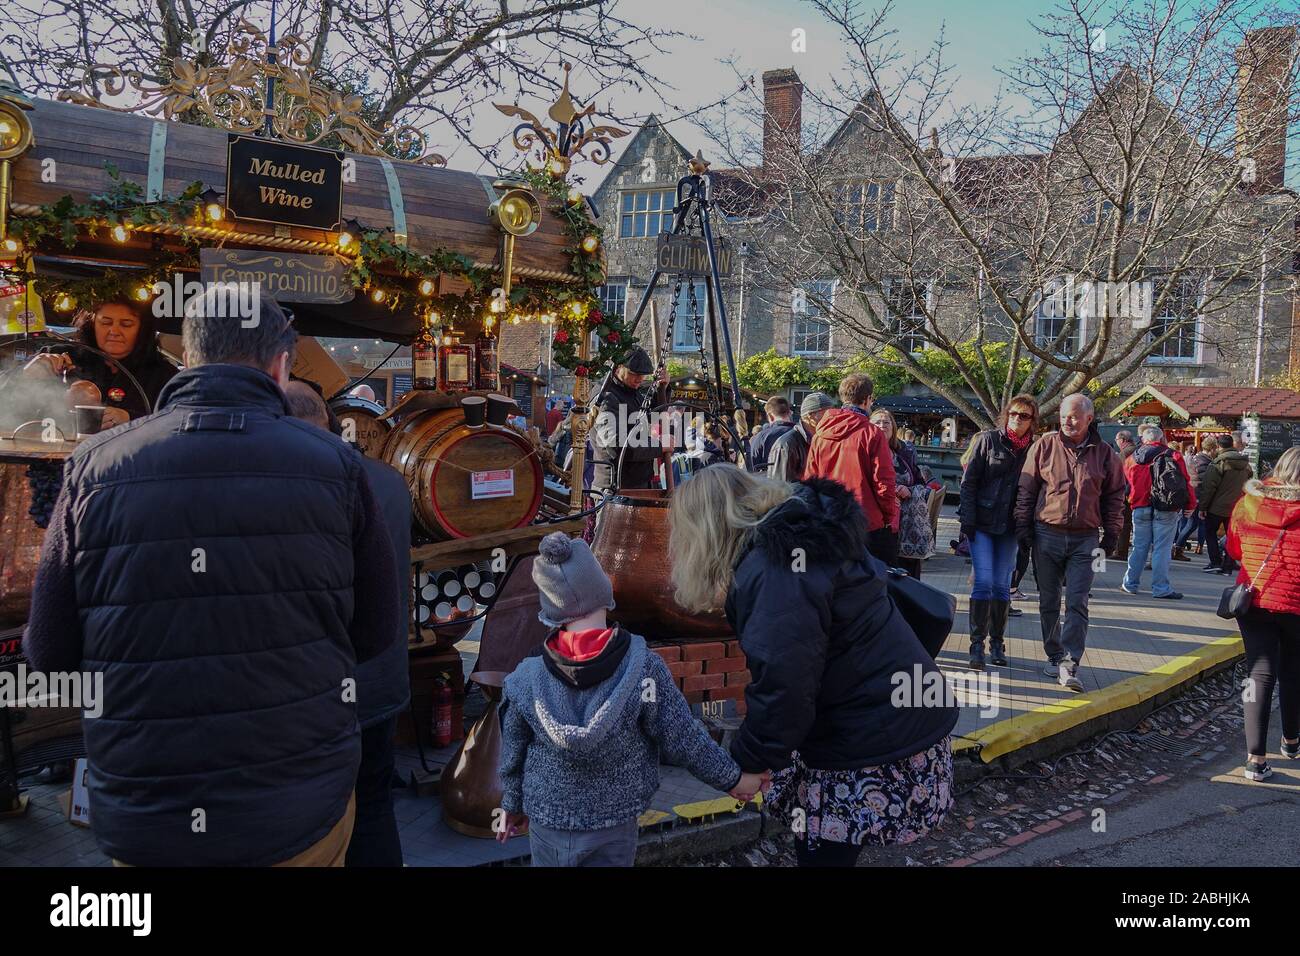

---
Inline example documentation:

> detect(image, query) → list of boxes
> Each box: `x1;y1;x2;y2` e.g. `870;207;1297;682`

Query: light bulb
112;224;129;243
418;278;435;296
371;288;386;303
205;203;224;222
581;235;599;254
338;231;355;251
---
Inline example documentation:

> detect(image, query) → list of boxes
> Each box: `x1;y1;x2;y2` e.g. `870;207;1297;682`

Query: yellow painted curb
963;635;1243;762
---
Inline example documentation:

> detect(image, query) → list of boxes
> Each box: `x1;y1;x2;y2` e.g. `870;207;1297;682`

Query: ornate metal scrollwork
58;18;447;166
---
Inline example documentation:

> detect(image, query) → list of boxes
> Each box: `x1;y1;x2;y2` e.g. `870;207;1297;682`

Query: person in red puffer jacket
1225;447;1300;784
803;373;899;564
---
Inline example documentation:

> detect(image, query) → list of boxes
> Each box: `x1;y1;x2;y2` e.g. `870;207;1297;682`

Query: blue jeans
970;530;1019;602
528;818;639;867
1124;507;1180;596
1174;512;1203;550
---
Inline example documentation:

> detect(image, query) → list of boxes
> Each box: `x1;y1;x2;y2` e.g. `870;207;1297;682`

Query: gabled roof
1112;383;1300;420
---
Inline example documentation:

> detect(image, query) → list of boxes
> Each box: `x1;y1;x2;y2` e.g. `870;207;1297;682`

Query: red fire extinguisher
432;673;454;748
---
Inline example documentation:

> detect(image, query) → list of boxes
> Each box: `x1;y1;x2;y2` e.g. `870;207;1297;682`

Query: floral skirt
766;737;954;849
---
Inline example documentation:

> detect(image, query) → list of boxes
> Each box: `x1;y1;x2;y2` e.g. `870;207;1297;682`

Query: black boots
988;600;1010;666
968;598;991;670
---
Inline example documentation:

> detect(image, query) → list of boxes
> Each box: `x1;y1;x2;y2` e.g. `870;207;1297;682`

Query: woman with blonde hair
669;465;957;867
1225;445;1300;782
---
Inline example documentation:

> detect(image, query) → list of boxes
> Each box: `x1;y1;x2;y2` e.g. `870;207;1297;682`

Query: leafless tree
703;0;1300;427
0;0;683;169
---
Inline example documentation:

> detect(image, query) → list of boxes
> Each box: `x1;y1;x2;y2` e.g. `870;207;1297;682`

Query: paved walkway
926;509;1241;757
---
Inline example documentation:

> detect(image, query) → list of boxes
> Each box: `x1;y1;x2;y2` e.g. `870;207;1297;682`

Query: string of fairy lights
3;161;636;378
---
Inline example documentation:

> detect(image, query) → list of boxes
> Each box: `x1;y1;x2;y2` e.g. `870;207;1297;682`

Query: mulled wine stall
0;24;760;845
0;25;648;834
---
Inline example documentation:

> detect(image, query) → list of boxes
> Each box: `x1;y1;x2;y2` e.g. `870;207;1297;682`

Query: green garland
520;168;639;378
3;162;633;379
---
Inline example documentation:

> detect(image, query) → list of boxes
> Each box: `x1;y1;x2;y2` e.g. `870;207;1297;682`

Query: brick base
649;639;749;709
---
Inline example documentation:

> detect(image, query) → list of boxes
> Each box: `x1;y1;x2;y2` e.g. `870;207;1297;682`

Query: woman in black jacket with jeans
959;394;1038;670
669;466;957;867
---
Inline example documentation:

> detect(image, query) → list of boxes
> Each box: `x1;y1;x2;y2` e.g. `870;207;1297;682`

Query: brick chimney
1235;26;1297;195
762;68;803;172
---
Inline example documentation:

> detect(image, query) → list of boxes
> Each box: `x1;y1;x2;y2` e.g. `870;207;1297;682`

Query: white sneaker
1059;663;1083;692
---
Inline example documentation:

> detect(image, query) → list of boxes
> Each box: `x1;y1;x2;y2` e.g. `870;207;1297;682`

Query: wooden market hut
1110;383;1300;453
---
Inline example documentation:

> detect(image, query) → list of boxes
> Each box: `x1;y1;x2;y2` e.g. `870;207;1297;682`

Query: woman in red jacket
1226;446;1300;782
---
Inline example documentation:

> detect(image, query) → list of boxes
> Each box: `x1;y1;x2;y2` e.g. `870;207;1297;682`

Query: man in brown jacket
1015;394;1126;691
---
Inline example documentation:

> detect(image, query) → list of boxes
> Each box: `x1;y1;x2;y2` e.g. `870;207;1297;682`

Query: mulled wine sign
225;134;345;230
199;248;355;304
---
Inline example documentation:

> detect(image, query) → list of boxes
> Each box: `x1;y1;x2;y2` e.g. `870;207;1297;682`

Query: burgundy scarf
1005;427;1033;453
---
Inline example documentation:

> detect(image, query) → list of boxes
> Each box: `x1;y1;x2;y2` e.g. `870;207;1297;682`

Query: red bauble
588;308;603;323
554;329;570;343
575;365;589;377
607;331;621;343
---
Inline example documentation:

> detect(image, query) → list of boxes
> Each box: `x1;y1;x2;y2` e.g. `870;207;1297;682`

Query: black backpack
1149;450;1190;512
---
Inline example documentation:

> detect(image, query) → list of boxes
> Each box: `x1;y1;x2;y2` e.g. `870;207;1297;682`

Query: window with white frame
792;280;834;355
831;181;895;233
1034;276;1084;357
597;282;628;319
1146;274;1202;363
671;281;707;352
619;189;676;238
886;278;928;353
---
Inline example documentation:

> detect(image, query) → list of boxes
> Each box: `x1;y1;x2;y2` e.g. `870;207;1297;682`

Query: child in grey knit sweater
496;532;766;866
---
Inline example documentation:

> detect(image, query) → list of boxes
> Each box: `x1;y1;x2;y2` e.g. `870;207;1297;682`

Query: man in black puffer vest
24;293;399;866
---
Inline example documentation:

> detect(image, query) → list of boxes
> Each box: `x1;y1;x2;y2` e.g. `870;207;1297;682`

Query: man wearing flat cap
768;392;836;483
592;347;669;491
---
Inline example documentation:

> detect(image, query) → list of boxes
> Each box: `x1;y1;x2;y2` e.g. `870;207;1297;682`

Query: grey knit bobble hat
532;531;617;628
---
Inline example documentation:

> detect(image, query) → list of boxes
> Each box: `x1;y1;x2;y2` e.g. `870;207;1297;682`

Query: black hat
622;347;654;375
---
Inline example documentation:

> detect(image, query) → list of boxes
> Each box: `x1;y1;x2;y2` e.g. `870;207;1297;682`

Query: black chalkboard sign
226;135;344;231
1257;419;1300;461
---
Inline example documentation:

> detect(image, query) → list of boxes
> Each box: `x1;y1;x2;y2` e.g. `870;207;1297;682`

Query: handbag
1216;527;1285;621
885;566;956;659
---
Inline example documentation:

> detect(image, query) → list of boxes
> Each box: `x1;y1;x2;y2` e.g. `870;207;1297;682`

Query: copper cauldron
590;489;733;642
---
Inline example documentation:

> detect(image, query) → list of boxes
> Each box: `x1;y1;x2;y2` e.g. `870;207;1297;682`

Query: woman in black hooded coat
669;466;957;867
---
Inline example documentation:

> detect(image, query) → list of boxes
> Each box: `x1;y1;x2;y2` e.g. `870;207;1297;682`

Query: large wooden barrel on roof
9;97;592;340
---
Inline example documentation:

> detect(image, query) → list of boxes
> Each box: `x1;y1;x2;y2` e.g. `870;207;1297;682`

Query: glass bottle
413;318;438;390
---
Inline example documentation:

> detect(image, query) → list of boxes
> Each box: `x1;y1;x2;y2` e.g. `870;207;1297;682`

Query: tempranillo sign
225;134;344;230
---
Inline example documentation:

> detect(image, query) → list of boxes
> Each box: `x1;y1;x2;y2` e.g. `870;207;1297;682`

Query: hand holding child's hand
730;771;768;802
496;811;528;843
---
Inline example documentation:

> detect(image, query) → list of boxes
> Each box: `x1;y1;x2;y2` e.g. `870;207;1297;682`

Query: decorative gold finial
688;150;710;174
57;19;446;165
496;63;629;179
548;63;581;128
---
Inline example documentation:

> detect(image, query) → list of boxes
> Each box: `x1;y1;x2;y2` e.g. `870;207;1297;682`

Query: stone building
587;30;1299;421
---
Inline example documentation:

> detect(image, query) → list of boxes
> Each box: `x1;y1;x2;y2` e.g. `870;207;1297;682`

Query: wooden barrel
591;489;734;641
380;407;542;540
329;396;391;458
